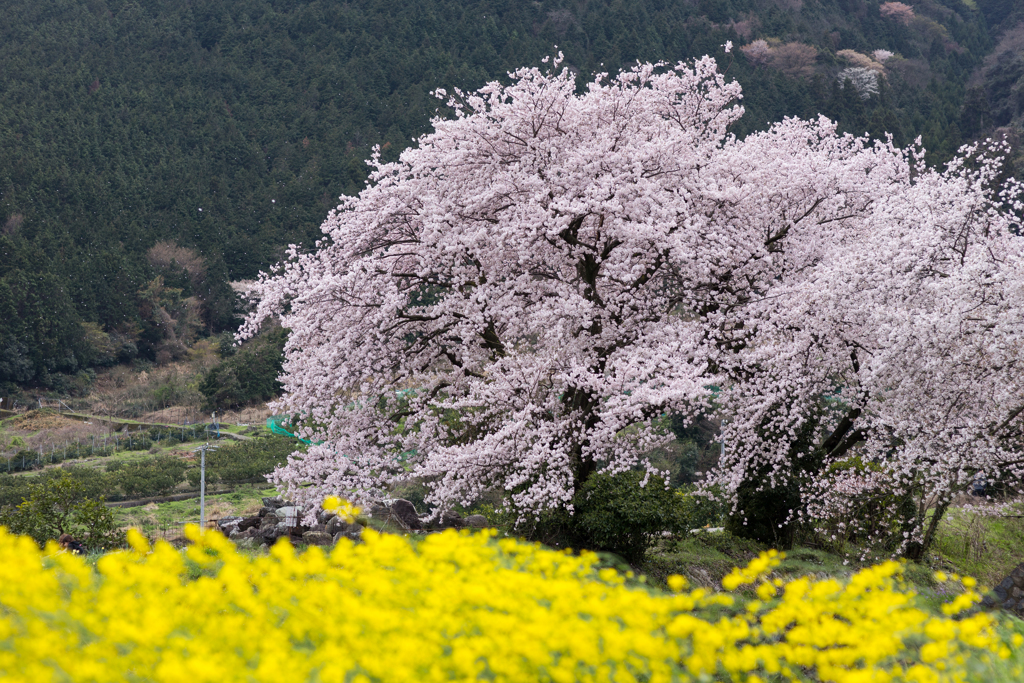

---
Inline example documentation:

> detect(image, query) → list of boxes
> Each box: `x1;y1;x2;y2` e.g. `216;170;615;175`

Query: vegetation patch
0;523;1021;682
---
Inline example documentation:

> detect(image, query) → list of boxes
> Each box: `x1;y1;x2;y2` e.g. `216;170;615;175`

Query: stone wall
982;563;1024;617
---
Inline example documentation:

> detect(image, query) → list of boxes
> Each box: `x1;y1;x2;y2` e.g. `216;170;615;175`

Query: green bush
0;474;31;508
675;485;727;531
3;450;41;473
0;471;120;550
187;437;296;486
517;471;688;564
113;456;188;499
200;325;287;411
40;466;110;502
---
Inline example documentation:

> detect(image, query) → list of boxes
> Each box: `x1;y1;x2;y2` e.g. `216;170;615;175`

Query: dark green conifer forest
0;0;1019;391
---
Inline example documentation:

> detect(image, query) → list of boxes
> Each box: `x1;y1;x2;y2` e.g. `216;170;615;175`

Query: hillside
0;0;1015;395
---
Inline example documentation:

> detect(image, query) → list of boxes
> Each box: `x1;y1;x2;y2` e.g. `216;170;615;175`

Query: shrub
0;474;31;508
674;485;726;531
186;437;295;487
199;324;286;411
114;455;188;499
0;471;119;550
571;471;685;563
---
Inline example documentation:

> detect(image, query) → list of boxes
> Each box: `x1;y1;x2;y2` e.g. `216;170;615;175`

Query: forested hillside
0;0;1014;393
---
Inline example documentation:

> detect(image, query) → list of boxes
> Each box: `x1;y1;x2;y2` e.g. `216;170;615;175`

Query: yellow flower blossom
0;513;1015;683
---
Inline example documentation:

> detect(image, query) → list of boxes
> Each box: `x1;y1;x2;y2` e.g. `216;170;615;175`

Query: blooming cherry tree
244;57;1023;545
712;141;1024;555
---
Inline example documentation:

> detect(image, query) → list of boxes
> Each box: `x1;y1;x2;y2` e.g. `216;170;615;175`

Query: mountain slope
0;0;1004;391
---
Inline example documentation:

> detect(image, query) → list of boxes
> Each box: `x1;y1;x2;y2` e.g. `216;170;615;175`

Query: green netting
266;415;417;462
267;416;311;444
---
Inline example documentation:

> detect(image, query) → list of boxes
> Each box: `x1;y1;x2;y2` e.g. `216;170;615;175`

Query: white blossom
243;60;1024;540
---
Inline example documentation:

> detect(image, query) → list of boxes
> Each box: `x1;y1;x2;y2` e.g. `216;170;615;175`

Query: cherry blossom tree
880;2;916;26
740;40;772;66
244;56;1023;549
712;140;1024;556
838;67;881;99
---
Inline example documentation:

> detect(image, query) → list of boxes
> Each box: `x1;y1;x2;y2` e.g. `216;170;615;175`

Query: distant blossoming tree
740;39;772;66
837;49;886;73
244;56;1023;551
712;136;1024;556
838;67;881;99
769;42;819;78
880;2;915;26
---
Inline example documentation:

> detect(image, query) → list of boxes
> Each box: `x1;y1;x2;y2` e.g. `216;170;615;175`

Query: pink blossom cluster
243;57;1024;536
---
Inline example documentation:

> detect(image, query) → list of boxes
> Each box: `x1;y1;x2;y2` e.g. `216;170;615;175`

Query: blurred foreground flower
0;525;1017;682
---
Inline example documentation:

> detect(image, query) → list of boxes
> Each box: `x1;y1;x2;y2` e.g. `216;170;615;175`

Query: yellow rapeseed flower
0;508;1015;683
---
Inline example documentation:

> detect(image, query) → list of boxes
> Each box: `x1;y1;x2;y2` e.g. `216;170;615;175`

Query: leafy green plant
0;471;120;550
570;471;686;564
200;325;287;411
187;437;296;487
113;456;188;499
674;485;726;531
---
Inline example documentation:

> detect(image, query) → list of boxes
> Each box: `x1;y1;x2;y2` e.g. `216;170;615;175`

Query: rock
463;514;489;528
237;516;262;532
217;516;243;533
302;531;333;546
234;537;259;550
333;524;363;543
262;496;285;509
260;513;280;529
318;509;338;525
325;515;349;536
389;499;422;530
986;564;1024;616
1012;564;1024;585
368;502;390;519
343;521;364;539
258;518;284;541
438;510;463;529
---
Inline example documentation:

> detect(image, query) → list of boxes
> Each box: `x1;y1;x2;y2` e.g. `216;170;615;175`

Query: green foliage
110;456;188;499
0;474;30;509
568;471;686;564
726;472;804;549
200;325;287;411
642;529;764;589
675;485;727;531
666;414;721;484
0;435;292;510
0;471;120;550
186;437;296;487
0;442;118;474
725;403;831;548
932;503;1024;587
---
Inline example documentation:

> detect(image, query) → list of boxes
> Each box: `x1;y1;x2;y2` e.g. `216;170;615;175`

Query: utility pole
200;443;207;532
